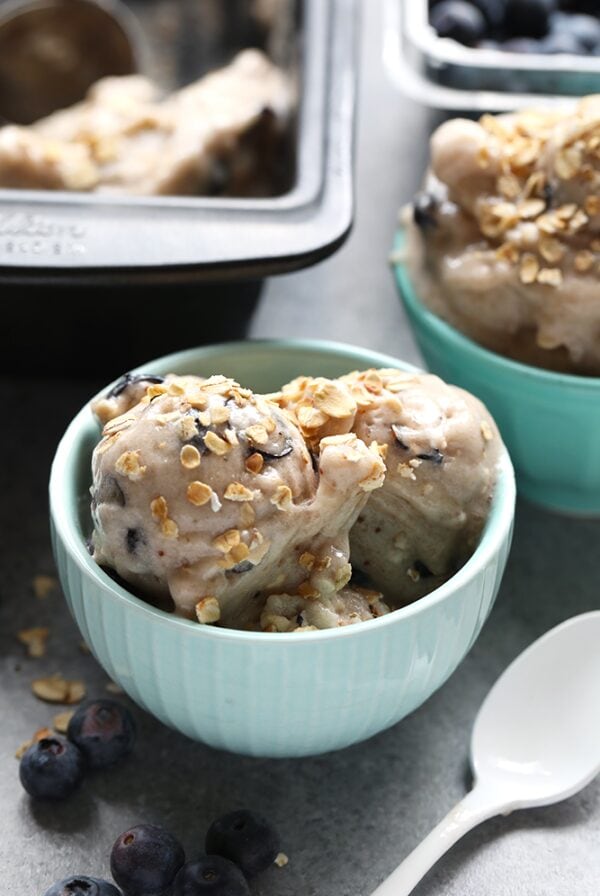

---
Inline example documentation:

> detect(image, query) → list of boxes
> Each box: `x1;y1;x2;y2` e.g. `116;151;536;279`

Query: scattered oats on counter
32;574;58;599
31;674;86;705
53;710;75;734
17;627;49;658
15;727;53;760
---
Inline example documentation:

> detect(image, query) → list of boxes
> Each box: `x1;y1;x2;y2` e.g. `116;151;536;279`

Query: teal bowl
392;231;600;516
49;339;515;758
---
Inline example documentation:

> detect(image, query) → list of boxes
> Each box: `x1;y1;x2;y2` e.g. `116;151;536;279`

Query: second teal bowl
49;339;515;757
392;231;600;516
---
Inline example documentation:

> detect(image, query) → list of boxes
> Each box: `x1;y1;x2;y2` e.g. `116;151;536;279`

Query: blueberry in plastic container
550;11;600;51
42;877;121;896
539;30;582;53
67;699;136;769
430;0;487;45
558;0;599;14
171;856;250;896
500;36;544;51
110;823;185;896
503;0;555;39
470;0;506;28
205;809;280;877
19;736;85;800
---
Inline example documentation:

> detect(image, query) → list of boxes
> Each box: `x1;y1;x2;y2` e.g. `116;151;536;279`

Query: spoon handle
369;784;507;896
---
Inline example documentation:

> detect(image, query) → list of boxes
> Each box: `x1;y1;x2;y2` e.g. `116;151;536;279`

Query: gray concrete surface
1;2;598;894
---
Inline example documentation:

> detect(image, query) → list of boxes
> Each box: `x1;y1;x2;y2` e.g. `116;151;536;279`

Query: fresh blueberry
503;0;555;39
501;36;545;50
42;877;121;896
205;809;280;877
470;0;506;29
539;30;582;52
430;1;487;45
19;736;85;800
171;856;250;896
550;12;600;50
67;700;136;769
110;823;185;896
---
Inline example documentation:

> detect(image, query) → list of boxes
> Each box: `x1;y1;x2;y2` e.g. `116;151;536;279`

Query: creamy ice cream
276;368;501;604
260;585;390;632
403;97;600;375
0;50;293;196
90;375;385;629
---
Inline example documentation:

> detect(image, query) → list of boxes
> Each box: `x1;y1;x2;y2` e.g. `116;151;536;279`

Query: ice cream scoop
276;368;501;605
90;375;385;628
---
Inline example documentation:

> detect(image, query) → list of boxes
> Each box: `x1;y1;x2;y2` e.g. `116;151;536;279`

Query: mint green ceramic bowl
49;339;515;758
392;231;600;516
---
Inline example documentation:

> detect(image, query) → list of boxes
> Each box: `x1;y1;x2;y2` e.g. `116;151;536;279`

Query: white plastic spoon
371;611;600;896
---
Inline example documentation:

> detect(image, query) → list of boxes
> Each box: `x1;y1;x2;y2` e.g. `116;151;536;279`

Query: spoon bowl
372;611;600;895
472;611;600;808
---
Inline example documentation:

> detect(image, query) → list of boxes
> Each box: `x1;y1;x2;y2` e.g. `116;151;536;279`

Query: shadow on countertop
3;279;263;378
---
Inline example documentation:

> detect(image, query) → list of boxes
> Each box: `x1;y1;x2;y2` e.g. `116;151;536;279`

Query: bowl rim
49;337;516;644
392;228;600;391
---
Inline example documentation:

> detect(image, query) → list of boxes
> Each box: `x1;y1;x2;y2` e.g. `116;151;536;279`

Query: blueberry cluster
429;0;600;54
19;700;136;801
42;811;281;896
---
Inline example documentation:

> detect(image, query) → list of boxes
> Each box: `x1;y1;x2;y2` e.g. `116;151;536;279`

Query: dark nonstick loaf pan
0;0;358;285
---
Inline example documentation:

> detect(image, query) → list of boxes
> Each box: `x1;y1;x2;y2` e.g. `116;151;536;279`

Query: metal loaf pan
385;0;600;112
0;0;358;284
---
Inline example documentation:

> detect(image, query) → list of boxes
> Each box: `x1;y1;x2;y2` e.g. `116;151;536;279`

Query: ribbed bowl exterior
50;340;515;758
393;232;600;516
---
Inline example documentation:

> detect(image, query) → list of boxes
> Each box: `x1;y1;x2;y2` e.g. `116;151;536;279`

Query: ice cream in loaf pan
0;50;293;196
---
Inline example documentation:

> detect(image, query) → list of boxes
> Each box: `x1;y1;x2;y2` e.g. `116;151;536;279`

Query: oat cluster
475;97;600;287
